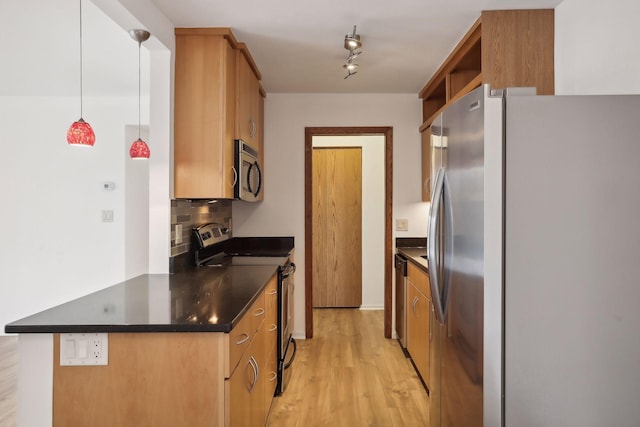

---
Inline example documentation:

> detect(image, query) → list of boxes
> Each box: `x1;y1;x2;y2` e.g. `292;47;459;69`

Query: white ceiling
0;0;563;97
0;0;148;97
151;0;564;94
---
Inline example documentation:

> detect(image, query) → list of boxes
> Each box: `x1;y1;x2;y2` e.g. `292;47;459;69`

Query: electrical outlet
101;210;114;222
175;224;183;244
60;333;108;366
92;338;102;359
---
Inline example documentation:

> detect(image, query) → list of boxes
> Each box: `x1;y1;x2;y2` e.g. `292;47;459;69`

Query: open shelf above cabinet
418;9;554;201
418;9;554;129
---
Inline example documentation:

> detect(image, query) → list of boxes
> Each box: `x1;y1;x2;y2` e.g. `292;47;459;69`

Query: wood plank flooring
267;309;430;427
0;336;17;427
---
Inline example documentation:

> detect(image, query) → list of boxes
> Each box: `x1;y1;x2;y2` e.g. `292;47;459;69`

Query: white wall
232;93;427;337
313;135;385;310
555;0;640;95
0;95;140;330
0;0;174;334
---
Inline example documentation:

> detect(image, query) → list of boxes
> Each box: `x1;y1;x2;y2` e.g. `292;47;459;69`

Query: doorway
304;127;393;338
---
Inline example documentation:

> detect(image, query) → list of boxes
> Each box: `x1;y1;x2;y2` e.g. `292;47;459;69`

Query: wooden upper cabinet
418;9;554;199
174;28;265;200
481;9;554;96
418;9;554;132
421;128;431;202
236;45;262;148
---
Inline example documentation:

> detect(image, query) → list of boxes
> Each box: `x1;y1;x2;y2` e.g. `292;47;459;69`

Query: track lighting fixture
343;25;362;79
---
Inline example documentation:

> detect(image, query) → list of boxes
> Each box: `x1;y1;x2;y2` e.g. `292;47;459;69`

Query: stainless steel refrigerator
427;85;640;427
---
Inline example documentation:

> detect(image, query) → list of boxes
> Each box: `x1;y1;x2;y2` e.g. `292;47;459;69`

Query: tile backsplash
171;199;232;256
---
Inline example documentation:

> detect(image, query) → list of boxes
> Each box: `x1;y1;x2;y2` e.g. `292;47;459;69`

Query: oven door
277;337;296;395
276;261;296;395
279;262;295;355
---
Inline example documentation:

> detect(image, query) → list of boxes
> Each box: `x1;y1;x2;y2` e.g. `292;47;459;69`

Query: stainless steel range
191;223;296;395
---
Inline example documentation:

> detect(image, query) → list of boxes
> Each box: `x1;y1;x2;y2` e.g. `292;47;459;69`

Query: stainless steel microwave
234;139;263;202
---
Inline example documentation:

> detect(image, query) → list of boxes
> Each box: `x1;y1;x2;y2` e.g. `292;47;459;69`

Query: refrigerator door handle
440;171;455;320
428;167;446;323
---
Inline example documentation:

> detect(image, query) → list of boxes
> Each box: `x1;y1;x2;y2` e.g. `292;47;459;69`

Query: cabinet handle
424;177;431;193
254;308;265;317
231;166;238;187
412;296;419;314
430;303;434;342
267;289;277;295
268;324;277;332
248;357;258;392
236;333;250;345
249;118;256;138
269;372;277;382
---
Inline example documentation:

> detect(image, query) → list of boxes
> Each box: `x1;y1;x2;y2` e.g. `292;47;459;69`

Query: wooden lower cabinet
264;278;279;410
52;274;279;427
406;265;431;388
228;321;266;427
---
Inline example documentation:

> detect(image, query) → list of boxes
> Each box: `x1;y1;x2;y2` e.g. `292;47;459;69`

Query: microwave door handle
246;161;263;197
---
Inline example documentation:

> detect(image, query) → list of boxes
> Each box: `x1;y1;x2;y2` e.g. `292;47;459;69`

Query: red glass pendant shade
67;118;95;146
129;138;150;158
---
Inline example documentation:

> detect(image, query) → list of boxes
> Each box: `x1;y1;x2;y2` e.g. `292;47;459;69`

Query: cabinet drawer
265;274;278;328
227;291;266;377
408;262;430;297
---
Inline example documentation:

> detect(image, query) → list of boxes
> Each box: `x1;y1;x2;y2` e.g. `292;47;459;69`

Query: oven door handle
283;338;297;369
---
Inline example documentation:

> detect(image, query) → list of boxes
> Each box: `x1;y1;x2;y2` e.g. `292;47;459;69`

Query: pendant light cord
138;41;141;139
79;0;84;118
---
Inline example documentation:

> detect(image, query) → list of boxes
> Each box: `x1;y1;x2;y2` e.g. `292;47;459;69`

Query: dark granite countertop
5;261;284;334
397;247;429;273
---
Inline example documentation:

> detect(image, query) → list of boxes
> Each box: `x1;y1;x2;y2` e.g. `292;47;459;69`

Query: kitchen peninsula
5;253;288;426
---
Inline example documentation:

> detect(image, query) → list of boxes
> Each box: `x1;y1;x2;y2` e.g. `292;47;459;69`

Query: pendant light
128;29;151;159
67;0;95;146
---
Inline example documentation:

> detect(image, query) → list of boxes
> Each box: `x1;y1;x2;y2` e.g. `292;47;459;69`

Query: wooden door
312;147;362;307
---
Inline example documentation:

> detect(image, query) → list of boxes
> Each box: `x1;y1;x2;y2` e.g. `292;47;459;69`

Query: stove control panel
192;223;229;249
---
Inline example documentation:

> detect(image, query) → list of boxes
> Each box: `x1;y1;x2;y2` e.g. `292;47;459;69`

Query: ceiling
151;0;564;94
0;0;563;97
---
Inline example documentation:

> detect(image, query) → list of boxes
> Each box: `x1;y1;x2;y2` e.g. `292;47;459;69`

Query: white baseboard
359;306;384;311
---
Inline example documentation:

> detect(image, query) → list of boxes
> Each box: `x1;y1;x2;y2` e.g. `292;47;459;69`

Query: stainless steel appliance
235;139;263;202
394;254;408;348
191;224;296;396
428;85;640;426
277;261;296;395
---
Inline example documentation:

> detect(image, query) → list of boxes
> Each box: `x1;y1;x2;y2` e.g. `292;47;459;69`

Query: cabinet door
407;283;430;386
228;348;254;427
174;33;236;199
264;276;278;406
421;128;431;201
250;324;266;427
236;52;261;148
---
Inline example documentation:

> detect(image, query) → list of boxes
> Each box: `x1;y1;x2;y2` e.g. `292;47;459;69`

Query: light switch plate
60;333;108;366
396;219;409;231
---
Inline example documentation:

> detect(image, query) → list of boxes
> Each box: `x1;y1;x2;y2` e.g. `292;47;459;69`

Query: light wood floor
267;309;430;427
0;336;17;427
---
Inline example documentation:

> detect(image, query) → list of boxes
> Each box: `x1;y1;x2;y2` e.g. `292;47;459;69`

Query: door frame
304;127;393;338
